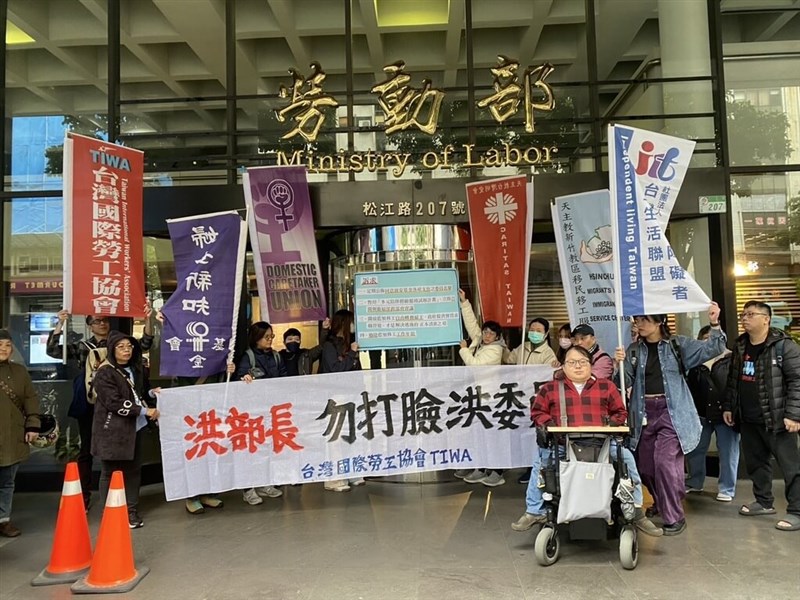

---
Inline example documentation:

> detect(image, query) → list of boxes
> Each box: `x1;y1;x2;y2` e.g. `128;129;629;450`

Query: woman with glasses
614;302;726;536
319;309;364;492
236;321;287;504
92;331;159;529
454;289;507;486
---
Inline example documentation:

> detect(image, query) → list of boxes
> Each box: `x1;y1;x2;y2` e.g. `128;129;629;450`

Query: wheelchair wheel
619;526;638;570
534;525;560;566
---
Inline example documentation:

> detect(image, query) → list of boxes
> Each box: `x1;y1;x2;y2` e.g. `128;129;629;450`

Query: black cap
571;324;595;337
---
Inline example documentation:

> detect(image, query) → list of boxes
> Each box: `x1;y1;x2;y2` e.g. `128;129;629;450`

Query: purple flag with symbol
243;166;327;324
159;211;247;377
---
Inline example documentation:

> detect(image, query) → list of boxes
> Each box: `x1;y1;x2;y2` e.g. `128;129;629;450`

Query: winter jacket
91;331;151;461
723;328;800;432
279;345;323;376
622;328;727;453
319;335;361;373
235;348;286;380
687;352;731;423
458;300;504;366
0;360;40;467
531;377;627;428
504;340;556;366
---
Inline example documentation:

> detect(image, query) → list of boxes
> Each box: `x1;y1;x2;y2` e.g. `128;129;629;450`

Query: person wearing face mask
504;318;556;366
553;323;573;367
279;319;330;376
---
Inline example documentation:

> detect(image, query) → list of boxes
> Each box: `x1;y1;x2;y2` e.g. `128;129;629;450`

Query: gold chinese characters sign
267;57;558;176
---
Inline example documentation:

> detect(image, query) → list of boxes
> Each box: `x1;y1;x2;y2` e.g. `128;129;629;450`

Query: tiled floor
1;473;798;599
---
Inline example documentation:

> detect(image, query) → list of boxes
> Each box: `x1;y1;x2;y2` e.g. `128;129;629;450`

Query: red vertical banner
63;133;146;317
465;175;532;327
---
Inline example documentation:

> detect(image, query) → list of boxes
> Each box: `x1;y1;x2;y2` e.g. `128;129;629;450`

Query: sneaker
0;522;21;537
243;488;264;505
185;499;205;514
633;508;663;537
686;487;704;494
645;505;659;518
350;478;366;486
716;493;733;502
128;512;144;529
463;469;486;484
324;480;351;492
482;471;506;487
517;468;532;484
662;519;687;536
511;512;546;531
453;469;471;479
198;495;224;509
255;486;283;498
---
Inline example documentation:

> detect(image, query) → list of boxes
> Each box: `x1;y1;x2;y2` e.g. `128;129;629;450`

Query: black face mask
285;342;301;354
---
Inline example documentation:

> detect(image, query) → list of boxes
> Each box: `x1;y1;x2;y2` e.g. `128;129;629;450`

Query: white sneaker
463;469;486;484
256;486;283;498
453;469;471;479
482;470;505;487
716;492;733;502
686;486;704;494
324;480;351;492
349;478;366;486
242;488;263;505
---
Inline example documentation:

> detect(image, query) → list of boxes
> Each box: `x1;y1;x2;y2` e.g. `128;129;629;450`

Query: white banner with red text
158;364;554;500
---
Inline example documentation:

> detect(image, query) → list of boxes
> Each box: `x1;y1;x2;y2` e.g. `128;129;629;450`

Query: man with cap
572;324;614;379
0;329;41;537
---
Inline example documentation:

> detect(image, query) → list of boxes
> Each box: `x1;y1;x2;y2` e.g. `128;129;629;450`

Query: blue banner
354;269;461;350
609;125;709;317
159;211;247;377
552;190;630;354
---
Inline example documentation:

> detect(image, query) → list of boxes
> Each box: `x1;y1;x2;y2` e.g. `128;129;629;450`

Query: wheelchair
533;426;639;570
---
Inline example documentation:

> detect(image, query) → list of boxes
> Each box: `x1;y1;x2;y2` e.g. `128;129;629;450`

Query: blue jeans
525;441;643;514
0;463;20;523
686;418;740;497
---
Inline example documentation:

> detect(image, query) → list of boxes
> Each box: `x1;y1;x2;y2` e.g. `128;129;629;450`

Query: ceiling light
6;22;35;45
374;0;450;27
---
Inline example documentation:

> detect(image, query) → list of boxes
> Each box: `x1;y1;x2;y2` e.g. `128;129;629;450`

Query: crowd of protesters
0;296;798;537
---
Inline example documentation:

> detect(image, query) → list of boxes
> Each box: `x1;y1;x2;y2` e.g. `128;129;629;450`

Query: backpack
245;348;281;379
83;344;108;405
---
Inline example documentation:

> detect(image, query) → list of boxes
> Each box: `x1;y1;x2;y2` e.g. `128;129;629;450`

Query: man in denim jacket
615;302;726;535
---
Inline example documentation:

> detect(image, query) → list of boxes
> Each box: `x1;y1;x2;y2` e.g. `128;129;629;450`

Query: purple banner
159;211;247;377
243;166;327;324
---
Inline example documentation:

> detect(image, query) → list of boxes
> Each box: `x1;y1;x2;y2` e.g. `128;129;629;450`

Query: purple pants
637;396;686;525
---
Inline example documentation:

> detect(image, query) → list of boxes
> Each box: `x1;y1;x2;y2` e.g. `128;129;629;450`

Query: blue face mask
528;331;546;345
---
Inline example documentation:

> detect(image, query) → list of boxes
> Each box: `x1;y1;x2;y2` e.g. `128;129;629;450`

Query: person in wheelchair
511;345;663;537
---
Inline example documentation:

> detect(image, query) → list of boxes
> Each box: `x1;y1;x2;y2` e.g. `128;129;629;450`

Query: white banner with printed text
158;365;554;500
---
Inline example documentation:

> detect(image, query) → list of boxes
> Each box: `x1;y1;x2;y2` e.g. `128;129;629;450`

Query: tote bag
556;437;615;524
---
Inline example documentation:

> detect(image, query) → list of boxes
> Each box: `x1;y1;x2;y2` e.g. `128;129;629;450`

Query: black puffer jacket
723;328;800;431
687;354;730;423
91;331;150;461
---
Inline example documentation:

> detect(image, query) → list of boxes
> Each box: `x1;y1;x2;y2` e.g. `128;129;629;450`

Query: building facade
1;0;799;471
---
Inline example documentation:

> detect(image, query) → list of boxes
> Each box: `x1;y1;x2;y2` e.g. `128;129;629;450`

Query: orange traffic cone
31;462;93;586
71;471;149;594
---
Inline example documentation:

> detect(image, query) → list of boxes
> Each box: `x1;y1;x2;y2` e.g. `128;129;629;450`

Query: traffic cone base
32;565;90;587
31;462;93;587
70;566;150;595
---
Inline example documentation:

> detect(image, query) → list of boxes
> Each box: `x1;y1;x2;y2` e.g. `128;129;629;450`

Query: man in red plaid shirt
512;346;662;537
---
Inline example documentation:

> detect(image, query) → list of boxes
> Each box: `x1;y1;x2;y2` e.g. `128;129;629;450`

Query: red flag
465;176;532;327
63;133;146;317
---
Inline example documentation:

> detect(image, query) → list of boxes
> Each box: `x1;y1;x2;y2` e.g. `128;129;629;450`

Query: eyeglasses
739;311;769;319
564;359;591;367
91;318;110;325
263;334;275;340
481;329;497;336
